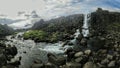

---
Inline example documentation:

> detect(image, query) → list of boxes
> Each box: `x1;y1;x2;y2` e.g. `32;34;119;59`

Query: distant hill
32;14;84;34
0;24;14;37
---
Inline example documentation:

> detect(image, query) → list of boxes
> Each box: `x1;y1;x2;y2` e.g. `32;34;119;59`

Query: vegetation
23;30;48;42
23;30;62;43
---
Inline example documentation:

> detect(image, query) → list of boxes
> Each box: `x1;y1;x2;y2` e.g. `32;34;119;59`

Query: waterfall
82;14;89;37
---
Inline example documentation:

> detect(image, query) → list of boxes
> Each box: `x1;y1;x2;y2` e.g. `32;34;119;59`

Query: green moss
23;30;48;42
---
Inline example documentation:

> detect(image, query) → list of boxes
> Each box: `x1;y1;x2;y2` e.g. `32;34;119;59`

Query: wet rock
2;65;16;68
0;54;7;66
44;62;57;68
5;46;17;56
84;50;91;55
75;57;83;63
97;63;105;68
88;37;105;50
34;59;43;64
31;64;44;68
64;62;81;68
48;53;66;66
64;47;73;54
107;54;113;60
74;51;84;58
80;38;87;46
83;62;98;68
8;60;20;66
97;49;107;54
108;61;116;67
61;41;69;47
101;58;109;65
76;34;83;41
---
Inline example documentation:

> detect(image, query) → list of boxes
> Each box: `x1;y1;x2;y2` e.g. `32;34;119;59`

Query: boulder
75;57;83;63
83;62;98;68
84;50;91;55
74;51;84;58
48;53;66;66
63;62;81;68
31;64;44;68
80;38;87;46
88;37;106;51
101;58;109;65
108;61;116;67
44;62;57;68
0;54;7;66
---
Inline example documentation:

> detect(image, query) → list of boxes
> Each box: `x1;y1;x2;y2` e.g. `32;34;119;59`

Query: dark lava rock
5;46;17;56
80;38;87;46
88;37;105;51
48;53;66;66
0;54;7;66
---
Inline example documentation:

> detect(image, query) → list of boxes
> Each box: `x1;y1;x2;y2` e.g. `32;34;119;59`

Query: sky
0;0;120;19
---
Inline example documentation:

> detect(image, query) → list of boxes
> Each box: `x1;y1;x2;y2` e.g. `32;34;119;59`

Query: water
70;29;80;44
82;14;89;37
6;31;80;68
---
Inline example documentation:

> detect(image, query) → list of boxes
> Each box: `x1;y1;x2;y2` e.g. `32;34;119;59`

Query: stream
5;32;76;68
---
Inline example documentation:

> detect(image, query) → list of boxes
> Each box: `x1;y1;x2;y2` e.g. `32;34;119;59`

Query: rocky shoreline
0;40;20;68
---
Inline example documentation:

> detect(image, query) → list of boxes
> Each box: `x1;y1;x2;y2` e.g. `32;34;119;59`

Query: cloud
0;0;120;19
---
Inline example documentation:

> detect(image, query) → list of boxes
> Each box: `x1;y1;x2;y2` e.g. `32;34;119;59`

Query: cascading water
6;31;79;68
82;14;89;37
70;29;80;44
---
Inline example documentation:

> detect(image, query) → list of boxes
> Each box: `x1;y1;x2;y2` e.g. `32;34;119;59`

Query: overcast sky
0;0;120;19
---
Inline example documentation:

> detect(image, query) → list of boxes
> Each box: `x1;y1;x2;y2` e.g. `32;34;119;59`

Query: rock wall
89;8;120;36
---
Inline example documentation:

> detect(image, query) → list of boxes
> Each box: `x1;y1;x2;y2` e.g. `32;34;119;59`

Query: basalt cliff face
89;8;120;36
88;8;120;51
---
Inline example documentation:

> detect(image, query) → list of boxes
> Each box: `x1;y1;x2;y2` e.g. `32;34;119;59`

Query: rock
64;47;73;55
74;51;84;58
64;62;81;68
31;64;44;68
80;38;87;46
44;62;57;68
88;37;106;50
34;59;42;64
97;63;105;68
108;61;116;67
2;65;16;68
101;59;109;65
76;34;83;41
48;53;66;66
5;46;17;56
61;41;69;47
97;49;107;54
75;57;83;63
0;54;7;66
107;54;113;60
83;62;98;68
84;50;91;55
67;51;75;61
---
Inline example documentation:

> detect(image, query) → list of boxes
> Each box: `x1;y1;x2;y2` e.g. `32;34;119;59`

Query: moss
23;30;48;42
